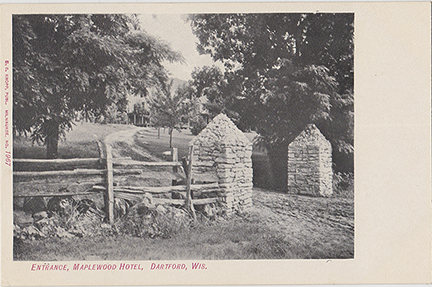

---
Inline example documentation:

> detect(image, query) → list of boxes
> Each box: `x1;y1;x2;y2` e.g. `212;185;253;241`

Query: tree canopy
189;13;354;189
180;65;241;135
148;80;189;148
13;14;183;158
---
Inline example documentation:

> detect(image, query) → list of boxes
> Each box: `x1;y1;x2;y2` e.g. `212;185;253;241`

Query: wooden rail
13;158;100;164
112;159;181;167
13;141;219;225
13;191;100;198
152;197;217;205
14;169;106;178
93;182;219;194
114;193;218;206
13;158;102;172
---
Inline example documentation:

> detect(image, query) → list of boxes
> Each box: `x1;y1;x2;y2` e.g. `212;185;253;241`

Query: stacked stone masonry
190;114;253;215
288;124;333;196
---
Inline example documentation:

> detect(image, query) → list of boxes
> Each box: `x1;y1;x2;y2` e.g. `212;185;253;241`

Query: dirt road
249;188;354;258
107;126;355;258
105;127;354;259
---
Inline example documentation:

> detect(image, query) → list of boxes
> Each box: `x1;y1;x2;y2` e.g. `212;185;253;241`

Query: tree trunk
267;144;288;191
46;120;60;159
157;127;160;139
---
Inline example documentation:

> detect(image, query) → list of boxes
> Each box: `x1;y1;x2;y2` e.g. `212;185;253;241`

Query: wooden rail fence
13;141;219;224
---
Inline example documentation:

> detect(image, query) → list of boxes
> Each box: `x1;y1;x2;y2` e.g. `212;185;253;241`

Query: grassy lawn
13;124;270;187
134;128;272;188
15;187;353;260
15;216;296;260
13;122;354;260
13;122;137;159
134;128;194;160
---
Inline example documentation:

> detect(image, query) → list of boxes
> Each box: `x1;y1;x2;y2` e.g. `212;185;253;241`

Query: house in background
126;78;187;126
126;88;151;126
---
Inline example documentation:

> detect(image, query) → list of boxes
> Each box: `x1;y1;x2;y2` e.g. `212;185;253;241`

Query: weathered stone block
190;113;254;214
287;124;333;196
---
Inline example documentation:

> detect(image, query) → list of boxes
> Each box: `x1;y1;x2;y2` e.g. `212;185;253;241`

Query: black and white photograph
1;2;431;286
11;12;354;261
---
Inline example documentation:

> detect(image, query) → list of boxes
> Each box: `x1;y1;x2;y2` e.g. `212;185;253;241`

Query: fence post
172;147;178;174
184;146;196;220
105;143;114;225
172;147;178;186
96;140;106;167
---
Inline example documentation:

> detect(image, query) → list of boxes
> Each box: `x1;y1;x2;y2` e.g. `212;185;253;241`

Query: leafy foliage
189;115;208;136
133;102;149;117
100;103;129;124
148;80;189;147
14;198;106;240
189;13;354;188
13;14;183;158
180;65;241;135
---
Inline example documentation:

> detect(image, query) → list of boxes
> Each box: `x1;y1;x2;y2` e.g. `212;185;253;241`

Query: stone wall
190;114;253;215
287;124;333;196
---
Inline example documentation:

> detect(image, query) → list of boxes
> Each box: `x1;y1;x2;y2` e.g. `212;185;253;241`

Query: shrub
101;104;129;124
189;116;208;135
14;198;106;240
114;199;192;239
333;172;354;195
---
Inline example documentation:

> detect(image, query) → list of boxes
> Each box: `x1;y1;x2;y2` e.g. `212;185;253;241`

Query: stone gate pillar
287;124;333;196
190;114;253;215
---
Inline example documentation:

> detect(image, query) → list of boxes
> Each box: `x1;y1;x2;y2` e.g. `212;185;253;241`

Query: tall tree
186;66;226;134
148;80;189;148
183;65;242;135
13;14;182;158
189;13;354;189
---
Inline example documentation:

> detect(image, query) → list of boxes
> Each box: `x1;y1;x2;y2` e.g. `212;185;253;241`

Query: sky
138;14;223;81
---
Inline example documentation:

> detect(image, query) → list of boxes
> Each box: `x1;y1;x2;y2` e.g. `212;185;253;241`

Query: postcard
1;1;431;285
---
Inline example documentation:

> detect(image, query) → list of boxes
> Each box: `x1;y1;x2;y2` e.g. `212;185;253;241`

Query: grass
13;122;136;159
13;124;270;187
13;122;354;260
15;219;276;261
135;128;273;188
15;185;354;260
15;194;353;261
134;128;195;160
